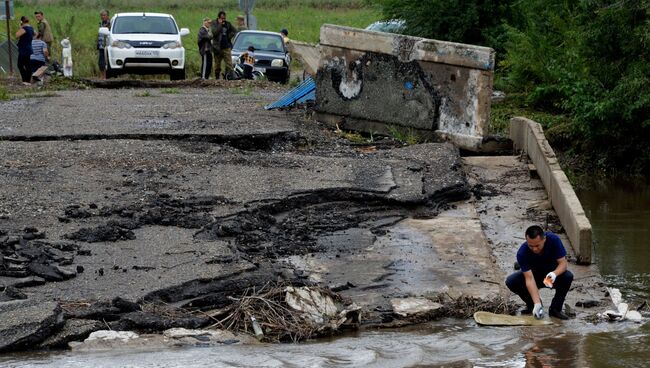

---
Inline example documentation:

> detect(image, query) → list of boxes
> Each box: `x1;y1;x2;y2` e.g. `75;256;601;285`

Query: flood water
1;181;648;367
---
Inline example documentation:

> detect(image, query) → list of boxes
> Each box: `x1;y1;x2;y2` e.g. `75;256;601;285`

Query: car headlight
112;41;132;49
162;41;181;49
271;59;284;67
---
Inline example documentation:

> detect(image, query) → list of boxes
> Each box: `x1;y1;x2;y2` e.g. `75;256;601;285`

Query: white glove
546;271;557;283
533;303;544;319
544;271;557;288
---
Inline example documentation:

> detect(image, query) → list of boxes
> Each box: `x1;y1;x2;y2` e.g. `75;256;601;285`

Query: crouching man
506;225;573;320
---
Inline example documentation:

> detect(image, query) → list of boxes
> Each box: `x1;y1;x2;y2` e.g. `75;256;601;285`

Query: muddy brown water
0;181;647;367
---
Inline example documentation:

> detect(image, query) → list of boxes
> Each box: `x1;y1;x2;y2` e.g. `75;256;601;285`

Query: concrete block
525;124;553;193
509;117;528;152
550;170;593;263
315;24;494;151
320;25;495;70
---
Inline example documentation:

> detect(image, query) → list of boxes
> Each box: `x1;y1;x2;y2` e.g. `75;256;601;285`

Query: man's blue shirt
517;232;567;274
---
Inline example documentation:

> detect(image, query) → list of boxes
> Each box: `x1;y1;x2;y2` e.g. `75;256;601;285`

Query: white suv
99;12;190;80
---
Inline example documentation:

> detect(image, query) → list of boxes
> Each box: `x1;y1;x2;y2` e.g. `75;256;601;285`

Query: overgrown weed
388;126;421;145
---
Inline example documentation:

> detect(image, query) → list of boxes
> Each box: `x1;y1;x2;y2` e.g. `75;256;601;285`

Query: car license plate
135;50;159;57
254;67;266;73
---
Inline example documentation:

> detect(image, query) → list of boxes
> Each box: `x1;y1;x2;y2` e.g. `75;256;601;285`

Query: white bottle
250;316;264;339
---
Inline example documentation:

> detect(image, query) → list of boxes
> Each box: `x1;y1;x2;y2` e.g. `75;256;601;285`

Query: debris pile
210;284;360;342
433;294;518;319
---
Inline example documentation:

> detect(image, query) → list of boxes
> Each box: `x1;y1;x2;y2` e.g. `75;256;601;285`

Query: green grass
161;87;180;94
19;0;368;9
230;85;253;96
134;90;152;97
11;1;380;79
0;85;9;101
388;125;422;145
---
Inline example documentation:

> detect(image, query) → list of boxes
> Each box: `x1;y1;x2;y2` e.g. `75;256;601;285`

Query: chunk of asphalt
27;263;64;282
7;276;46;289
112;297;141;313
0;300;64;352
38;319;104;349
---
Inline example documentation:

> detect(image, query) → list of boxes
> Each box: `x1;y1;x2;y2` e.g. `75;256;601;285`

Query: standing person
236;15;247;31
30;33;49;76
16;16;34;85
34;11;54;53
97;9;111;79
197;17;213;79
505;225;574;320
210;11;236;79
240;45;255;80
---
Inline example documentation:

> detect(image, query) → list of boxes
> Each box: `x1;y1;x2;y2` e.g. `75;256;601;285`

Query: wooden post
4;0;12;74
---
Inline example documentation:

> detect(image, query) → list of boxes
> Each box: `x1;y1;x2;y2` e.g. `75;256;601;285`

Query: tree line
371;0;649;177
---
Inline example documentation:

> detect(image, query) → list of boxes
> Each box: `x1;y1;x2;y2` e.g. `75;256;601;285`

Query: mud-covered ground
0;80;611;352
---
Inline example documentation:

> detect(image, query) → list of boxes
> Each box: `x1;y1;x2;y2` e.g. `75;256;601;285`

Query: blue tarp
264;77;316;110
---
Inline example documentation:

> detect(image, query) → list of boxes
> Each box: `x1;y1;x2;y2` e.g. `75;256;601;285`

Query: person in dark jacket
210;11;236;79
16;16;35;85
97;9;111;79
198;17;213;79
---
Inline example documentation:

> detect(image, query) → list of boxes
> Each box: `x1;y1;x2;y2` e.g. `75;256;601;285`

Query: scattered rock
575;300;600;308
391;297;443;318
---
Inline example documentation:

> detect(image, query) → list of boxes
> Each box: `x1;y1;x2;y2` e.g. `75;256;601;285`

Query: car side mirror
179;28;190;36
99;27;110;36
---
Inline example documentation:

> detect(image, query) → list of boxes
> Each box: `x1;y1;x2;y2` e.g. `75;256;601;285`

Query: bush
501;0;650;175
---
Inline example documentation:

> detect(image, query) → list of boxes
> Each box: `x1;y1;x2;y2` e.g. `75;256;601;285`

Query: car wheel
170;68;186;81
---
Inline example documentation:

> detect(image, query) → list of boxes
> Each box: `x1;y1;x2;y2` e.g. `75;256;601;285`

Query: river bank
0;79;632;354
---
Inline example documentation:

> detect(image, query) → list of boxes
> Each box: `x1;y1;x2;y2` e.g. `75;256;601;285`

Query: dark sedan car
231;30;291;83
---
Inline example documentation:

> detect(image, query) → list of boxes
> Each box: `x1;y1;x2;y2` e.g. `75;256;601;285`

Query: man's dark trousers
505;270;573;311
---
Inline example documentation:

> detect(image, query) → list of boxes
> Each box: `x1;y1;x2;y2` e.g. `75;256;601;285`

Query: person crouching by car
30;32;49;76
241;45;255;80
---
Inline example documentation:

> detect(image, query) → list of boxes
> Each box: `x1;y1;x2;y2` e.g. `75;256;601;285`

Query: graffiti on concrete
317;52;440;130
327;57;364;101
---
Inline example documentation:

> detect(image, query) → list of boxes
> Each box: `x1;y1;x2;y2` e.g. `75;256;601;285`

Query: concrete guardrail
509;117;593;264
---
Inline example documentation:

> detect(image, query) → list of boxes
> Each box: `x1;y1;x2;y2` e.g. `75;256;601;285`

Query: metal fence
0;39;18;74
